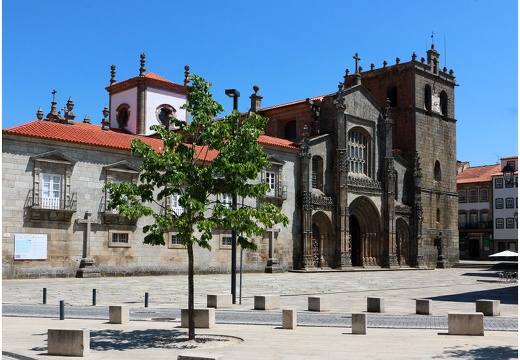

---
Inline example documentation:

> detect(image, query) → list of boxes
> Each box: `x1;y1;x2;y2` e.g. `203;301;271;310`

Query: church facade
2;47;459;278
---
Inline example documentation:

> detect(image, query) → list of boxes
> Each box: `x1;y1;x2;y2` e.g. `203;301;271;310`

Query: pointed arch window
284;120;297;140
348;129;370;175
312;156;324;191
424;84;432;112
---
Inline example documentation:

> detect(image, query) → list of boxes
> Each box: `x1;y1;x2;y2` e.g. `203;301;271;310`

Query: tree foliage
104;74;289;339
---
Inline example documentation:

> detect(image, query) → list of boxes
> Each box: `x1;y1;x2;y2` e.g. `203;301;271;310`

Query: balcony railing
458;221;493;230
26;190;77;211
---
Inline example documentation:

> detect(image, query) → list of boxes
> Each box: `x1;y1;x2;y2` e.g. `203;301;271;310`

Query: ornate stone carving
347;176;382;189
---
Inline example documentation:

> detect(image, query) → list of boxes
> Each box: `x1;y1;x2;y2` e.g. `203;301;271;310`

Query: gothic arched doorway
396;218;410;267
311;212;334;268
349;196;382;267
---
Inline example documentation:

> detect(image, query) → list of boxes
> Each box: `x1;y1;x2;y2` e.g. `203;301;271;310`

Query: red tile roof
3;120;298;161
260;95;327;111
456;164;502;184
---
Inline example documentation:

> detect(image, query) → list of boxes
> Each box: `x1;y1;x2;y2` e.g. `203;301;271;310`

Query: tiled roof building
3;48;460;278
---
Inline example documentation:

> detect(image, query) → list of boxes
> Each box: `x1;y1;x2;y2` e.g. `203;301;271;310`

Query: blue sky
2;0;518;166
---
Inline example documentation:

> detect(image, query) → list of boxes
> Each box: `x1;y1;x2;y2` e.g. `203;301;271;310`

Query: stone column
265;228;283;273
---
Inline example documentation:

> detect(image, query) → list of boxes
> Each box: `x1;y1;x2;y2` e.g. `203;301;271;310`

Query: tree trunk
188;243;195;340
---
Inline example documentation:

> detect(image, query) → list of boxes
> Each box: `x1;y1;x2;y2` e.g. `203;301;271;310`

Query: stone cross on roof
353;53;361;74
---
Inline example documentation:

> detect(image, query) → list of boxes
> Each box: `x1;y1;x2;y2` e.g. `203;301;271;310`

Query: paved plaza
2;263;518;359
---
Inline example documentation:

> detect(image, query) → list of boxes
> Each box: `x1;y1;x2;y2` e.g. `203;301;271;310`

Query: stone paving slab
2;317;518;360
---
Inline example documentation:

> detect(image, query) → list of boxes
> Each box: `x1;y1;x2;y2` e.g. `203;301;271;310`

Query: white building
491;156;518;252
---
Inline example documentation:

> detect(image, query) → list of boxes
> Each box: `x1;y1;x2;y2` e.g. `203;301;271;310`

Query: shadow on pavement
433;345;518;360
429;286;518;305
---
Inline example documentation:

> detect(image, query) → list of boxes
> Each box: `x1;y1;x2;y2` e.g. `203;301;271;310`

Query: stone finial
358;66;363;73
184;65;190;86
83;115;91;124
412;52;417;61
101;105;110;130
36;107;44;120
396;57;400;64
345;68;350;76
421;57;425;63
443;66;447;73
370;63;375;70
449;69;454;75
139;53;146;76
383;60;387;67
249;84;262;113
65;97;75;124
110;65;116;85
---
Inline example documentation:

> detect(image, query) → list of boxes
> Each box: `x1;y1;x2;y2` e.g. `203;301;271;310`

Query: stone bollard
352;313;367;335
282;309;297;329
476;299;500;316
254;295;280;310
48;328;90;357
109;305;130;324
308;296;330;312
181;308;215;328
448;313;484;336
416;299;432;315
367;297;384;313
207;294;232;309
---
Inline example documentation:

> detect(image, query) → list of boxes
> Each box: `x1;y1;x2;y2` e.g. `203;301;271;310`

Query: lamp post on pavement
225;88;240;304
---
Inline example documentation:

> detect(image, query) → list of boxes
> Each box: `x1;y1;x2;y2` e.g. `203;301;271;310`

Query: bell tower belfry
105;54;190;135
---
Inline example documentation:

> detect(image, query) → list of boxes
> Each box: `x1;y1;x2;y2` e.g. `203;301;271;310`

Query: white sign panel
14;234;48;260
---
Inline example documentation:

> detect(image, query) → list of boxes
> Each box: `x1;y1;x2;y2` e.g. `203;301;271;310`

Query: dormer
105;54;190;136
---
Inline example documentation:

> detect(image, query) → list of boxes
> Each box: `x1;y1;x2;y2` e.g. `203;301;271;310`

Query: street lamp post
225;89;240;304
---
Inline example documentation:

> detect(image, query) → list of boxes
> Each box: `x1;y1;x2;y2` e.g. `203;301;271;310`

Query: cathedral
2;46;459;278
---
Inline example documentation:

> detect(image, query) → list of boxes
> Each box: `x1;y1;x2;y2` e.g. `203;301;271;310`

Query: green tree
104;74;289;340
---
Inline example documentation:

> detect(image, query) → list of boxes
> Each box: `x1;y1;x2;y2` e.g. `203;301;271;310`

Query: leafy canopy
105;74;289;250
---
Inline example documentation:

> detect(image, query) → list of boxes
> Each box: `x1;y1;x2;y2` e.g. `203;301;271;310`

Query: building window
284;120;297;140
481;211;489;223
265;171;276;197
262;155;286;201
348;129;368;175
108;230;131;248
424;84;432;112
479;188;488;202
42;174;61;209
458;190;467;203
469;189;477;202
469;212;478;226
506;218;515;229
434;161;441;181
505;197;515;208
495;198;504;209
171;193;184;216
222;236;233;247
495;178;503;188
496;218;504;229
312;156;324;191
171;234;183;246
458;212;466;227
221;194;233;209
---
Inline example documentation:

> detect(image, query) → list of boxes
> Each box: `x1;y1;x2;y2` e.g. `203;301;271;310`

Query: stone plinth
254;295;280;310
75;257;100;278
476;299;500;316
109;305;130;324
48;328;90;357
181;308;215;328
448;313;484;336
207;294;232;309
367;297;384;313
282;308;297;329
416;299;432;315
352;313;367;335
308;296;330;312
